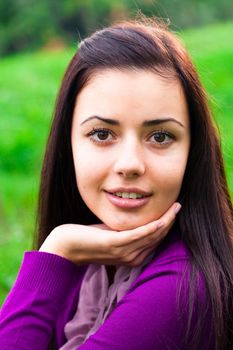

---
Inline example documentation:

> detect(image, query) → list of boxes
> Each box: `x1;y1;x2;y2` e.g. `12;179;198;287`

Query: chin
103;218;152;232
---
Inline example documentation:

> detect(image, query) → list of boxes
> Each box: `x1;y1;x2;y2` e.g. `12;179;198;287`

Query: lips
105;187;152;197
104;188;152;209
110;192;145;199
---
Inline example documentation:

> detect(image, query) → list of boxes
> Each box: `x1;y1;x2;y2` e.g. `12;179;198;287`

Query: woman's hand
39;202;181;267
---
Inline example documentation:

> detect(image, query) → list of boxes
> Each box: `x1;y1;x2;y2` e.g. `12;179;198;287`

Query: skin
40;68;190;274
72;69;190;231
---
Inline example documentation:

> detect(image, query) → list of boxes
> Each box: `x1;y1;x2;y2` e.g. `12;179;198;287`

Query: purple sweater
0;231;214;349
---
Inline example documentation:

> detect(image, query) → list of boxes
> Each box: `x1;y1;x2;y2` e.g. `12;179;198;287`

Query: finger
107;218;176;265
130;202;180;239
128;222;176;267
90;223;110;230
134;203;181;250
142;216;175;248
158;202;181;228
125;243;158;267
113;219;164;247
128;224;169;259
103;202;181;264
115;202;181;247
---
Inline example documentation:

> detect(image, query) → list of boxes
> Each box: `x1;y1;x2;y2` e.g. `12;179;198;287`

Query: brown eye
149;131;175;145
96;130;110;140
153;132;166;143
88;128;115;144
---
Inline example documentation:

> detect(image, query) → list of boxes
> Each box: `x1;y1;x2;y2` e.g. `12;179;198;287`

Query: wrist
39;226;85;265
39;227;69;259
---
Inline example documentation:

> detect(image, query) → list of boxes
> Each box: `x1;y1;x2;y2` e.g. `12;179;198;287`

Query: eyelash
87;127;175;146
87;128;115;145
150;130;175;145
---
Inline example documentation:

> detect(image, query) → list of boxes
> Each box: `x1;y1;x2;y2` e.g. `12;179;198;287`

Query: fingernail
174;203;182;214
157;221;164;229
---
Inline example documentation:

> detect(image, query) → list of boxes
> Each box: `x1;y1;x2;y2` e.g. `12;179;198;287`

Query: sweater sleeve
76;257;214;350
0;245;214;350
0;251;87;350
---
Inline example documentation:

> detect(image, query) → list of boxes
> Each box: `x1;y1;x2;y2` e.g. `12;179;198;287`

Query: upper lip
105;187;152;197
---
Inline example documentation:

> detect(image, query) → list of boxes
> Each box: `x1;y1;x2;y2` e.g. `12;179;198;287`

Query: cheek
151;154;187;196
73;146;108;191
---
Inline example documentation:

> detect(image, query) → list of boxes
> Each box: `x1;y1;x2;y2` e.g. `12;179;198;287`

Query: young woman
0;18;233;350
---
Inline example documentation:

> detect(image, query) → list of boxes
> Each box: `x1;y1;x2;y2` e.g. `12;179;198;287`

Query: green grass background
0;22;233;305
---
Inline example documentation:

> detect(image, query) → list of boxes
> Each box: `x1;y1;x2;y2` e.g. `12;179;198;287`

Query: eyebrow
80;115;185;128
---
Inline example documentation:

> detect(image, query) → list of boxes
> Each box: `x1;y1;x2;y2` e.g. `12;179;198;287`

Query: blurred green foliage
0;21;233;305
0;49;72;303
1;0;233;56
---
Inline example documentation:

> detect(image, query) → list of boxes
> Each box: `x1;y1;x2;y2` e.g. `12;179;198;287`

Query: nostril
113;156;146;177
118;171;140;178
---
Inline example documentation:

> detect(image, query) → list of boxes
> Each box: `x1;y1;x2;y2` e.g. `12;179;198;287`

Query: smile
105;191;151;209
110;192;145;199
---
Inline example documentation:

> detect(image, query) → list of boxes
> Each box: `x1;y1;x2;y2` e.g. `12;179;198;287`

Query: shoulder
119;229;214;349
0;251;89;350
126;229;200;312
131;228;191;290
128;229;208;305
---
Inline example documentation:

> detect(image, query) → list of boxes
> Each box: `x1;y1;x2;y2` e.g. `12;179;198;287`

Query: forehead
74;69;189;127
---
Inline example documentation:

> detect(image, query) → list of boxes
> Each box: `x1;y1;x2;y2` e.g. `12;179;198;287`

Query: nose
113;137;146;178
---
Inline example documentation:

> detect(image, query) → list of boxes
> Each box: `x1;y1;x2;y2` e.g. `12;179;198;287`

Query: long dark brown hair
36;17;233;349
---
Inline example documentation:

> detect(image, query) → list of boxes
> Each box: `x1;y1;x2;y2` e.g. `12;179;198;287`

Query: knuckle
125;251;147;267
122;251;136;264
129;259;141;267
109;246;121;258
162;218;169;227
101;234;112;248
123;254;133;263
131;254;146;266
131;233;140;242
126;231;140;243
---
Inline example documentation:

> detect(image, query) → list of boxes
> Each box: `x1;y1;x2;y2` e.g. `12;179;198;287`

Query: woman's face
71;69;190;230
